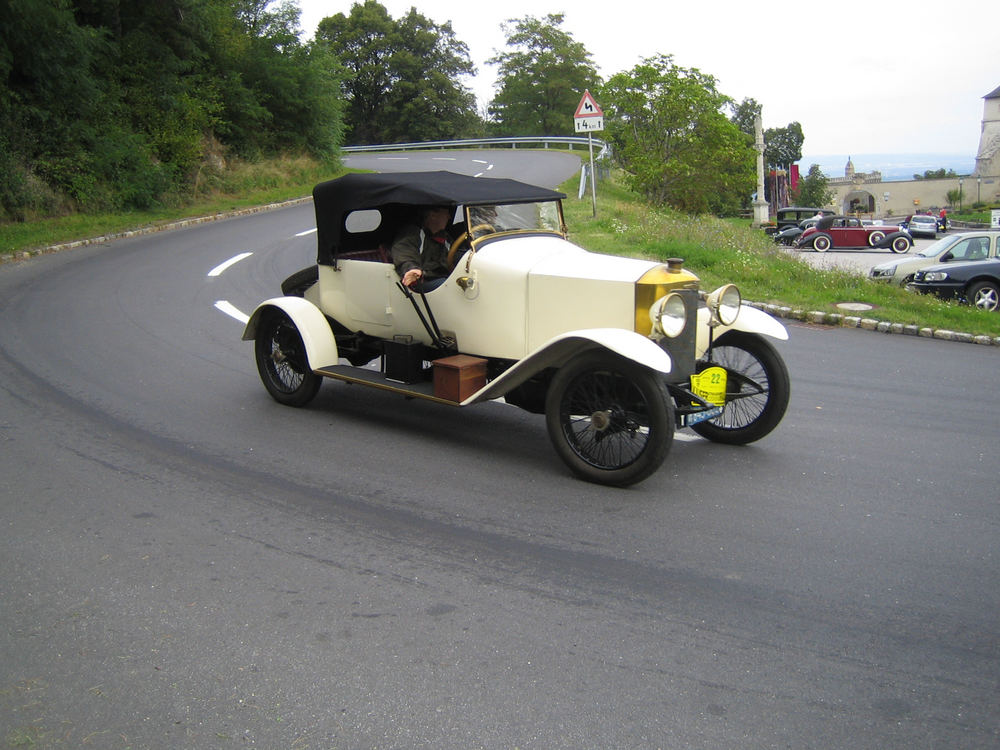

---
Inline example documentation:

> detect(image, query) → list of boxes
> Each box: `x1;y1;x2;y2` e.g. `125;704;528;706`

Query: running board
313;364;463;406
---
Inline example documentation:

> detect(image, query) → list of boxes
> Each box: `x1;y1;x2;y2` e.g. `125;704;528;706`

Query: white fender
465;328;672;405
242;296;339;370
696;305;788;356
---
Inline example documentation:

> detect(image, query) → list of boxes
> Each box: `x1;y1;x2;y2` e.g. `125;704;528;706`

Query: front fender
466;328;672;405
242;296;339;370
696;305;788;357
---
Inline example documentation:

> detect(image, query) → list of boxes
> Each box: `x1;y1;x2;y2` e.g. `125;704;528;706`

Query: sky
296;0;999;161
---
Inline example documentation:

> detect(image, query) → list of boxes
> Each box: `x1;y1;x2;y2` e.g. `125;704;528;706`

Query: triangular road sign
574;90;603;118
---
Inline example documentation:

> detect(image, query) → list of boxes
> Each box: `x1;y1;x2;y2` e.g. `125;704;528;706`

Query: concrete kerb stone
0;196;312;266
750;301;998;348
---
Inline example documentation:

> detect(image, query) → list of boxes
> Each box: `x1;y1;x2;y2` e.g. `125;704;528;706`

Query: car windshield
467;201;564;235
916;236;960;258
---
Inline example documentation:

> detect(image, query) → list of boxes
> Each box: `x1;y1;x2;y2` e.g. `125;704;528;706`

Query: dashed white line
214;300;250;325
296;227;316;237
207;252;252;277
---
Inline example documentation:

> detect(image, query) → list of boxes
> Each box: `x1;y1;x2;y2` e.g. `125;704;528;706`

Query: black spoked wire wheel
545;351;673;487
254;309;322;407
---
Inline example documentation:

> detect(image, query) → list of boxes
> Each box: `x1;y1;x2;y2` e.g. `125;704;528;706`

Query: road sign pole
588;133;597;217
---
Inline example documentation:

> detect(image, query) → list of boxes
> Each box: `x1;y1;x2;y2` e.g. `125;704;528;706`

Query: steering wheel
448;223;495;266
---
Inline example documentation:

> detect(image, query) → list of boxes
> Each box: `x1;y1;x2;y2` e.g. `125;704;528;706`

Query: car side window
952;238;989;261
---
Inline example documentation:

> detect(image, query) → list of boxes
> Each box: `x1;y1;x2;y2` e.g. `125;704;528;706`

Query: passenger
391;206;453;291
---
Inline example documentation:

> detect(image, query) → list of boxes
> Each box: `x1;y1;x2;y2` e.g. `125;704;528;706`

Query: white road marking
214;300;250;325
207;252;252;277
295;228;316;237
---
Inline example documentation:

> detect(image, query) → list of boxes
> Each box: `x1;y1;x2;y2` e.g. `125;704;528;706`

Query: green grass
3;158;999;340
563;175;1000;339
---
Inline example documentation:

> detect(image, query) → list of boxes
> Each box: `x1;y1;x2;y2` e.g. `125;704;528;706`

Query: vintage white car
243;171;791;486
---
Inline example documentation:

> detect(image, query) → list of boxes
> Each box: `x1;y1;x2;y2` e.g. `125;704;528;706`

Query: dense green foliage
914;168;959;180
316;0;480;145
487;14;600;137
791;164;834;207
0;0;344;220
601;55;754;215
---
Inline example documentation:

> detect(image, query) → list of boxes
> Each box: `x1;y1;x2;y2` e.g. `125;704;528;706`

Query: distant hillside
800;153;976;182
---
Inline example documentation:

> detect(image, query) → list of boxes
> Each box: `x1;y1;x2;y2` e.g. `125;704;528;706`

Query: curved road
1;151;997;748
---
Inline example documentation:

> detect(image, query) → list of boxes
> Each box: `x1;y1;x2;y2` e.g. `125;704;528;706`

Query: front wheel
691;331;789;445
867;230;886;246
812;234;832;252
545;351;673;487
968;280;1000;312
254;309;322;407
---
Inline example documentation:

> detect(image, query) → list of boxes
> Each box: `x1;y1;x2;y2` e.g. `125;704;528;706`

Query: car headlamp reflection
648;292;687;338
704;284;741;326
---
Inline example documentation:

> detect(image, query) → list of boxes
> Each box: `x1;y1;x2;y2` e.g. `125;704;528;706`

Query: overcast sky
297;0;998;159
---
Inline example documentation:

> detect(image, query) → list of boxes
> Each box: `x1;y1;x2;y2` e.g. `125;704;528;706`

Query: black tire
867;230;886;246
890;235;911;254
254;309;322;407
545;351;673;487
690;331;789;445
280;265;319;297
812;234;832;252
968;280;1000;312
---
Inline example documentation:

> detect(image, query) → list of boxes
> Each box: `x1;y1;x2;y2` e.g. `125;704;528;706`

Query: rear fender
467;328;672;405
696;305;788;357
242;296;338;370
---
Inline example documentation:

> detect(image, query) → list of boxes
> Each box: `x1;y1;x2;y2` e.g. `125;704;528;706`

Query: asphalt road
1;151;997;749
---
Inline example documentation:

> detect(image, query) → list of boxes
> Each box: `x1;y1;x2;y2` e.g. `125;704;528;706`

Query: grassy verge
563;175;1000;340
3;157;999;340
0;156;337;255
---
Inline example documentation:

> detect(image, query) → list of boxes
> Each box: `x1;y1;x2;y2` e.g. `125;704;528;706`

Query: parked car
903;214;939;238
909;253;1000;311
795;215;913;253
763;206;834;238
773;218;820;246
243;171;791;486
869;233;998;285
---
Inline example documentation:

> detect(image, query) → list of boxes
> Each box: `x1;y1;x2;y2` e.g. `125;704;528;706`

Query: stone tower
974;85;1000;177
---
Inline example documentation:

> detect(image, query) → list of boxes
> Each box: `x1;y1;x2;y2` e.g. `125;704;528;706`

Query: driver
391;206;453;291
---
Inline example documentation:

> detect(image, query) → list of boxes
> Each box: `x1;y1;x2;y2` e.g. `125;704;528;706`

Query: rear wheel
254;309;322;406
691;331;789;445
545;351;673;487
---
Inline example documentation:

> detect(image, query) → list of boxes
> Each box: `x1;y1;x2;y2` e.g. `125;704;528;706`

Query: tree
763;122;803;168
487;14;600;136
316;0;478;145
730;97;761;139
914;168;958;180
791;164;833;207
601;54;754;214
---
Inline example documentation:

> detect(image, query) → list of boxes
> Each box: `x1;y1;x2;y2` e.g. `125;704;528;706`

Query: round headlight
706;284;741;326
649;293;687;338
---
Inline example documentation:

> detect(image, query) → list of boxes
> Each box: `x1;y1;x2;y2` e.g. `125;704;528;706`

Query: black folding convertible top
312;171;566;264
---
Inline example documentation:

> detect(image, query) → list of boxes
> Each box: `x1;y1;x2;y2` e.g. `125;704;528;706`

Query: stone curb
746;301;1000;348
3;203;997;348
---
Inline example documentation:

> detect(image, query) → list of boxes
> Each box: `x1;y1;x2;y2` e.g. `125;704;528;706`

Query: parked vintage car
763;206;834;239
243;171;791;486
869;233;997;285
773;218;820;246
909;248;1000;311
795;215;912;253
